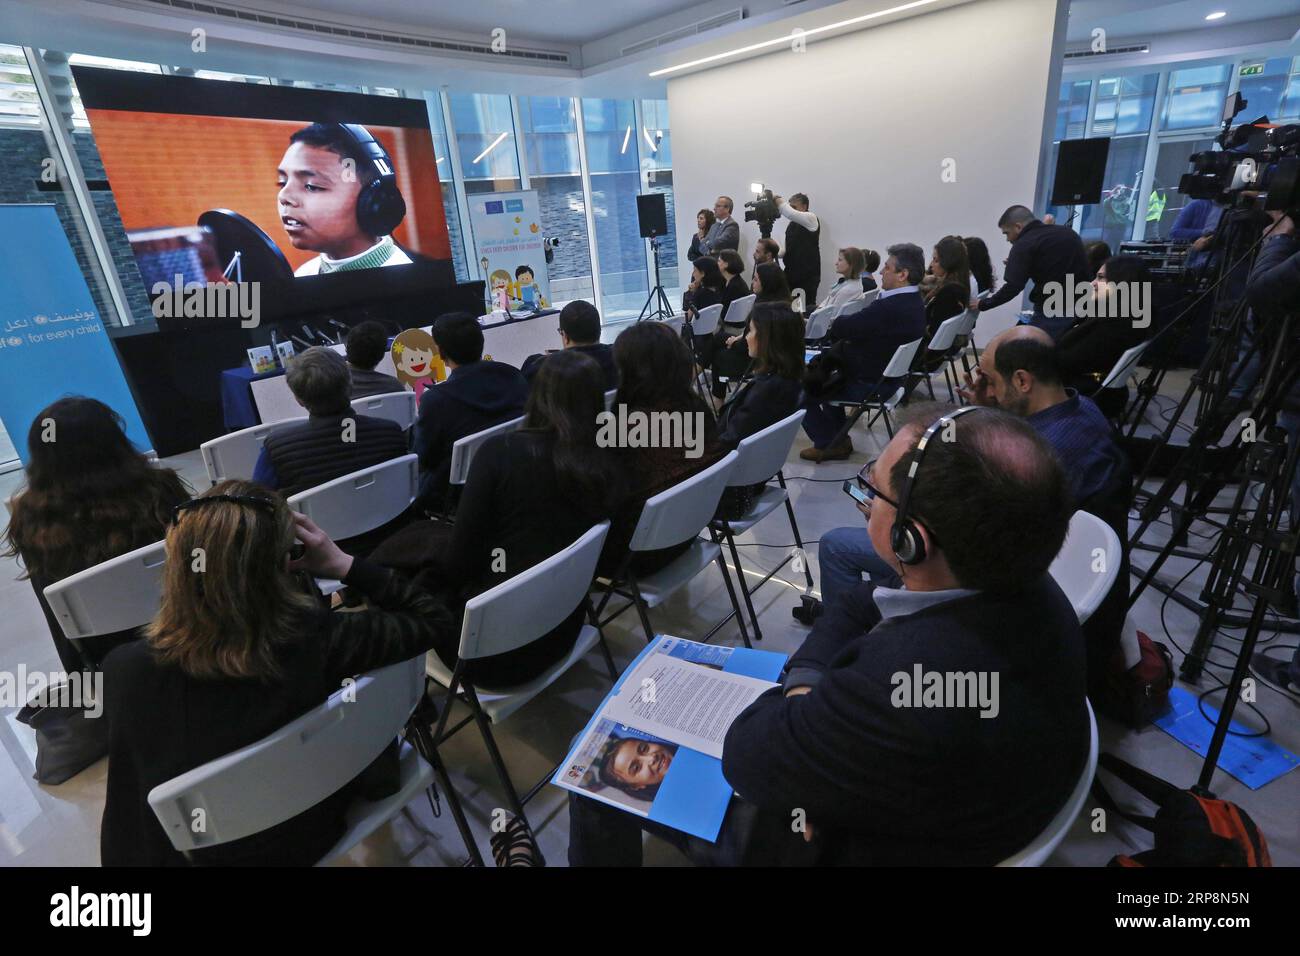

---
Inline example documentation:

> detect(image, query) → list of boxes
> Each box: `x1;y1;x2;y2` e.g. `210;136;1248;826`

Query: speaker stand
638;236;675;322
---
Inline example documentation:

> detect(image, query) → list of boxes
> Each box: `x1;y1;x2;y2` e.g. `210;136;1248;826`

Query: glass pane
1162;64;1231;131
519;96;594;304
1079;135;1148;250
1149;137;1217;239
1055;79;1091;140
584;98;645;320
449;92;521;187
640;99;678;310
1092;73;1157;135
424;94;468;282
1236;57;1293;122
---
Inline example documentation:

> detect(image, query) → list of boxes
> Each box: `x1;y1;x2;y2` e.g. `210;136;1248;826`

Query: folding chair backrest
725;294;756;328
448;415;525;486
662;313;686;336
629;451;739;552
459;522;610;660
926;312;966;353
804;304;840;341
200;422;283;485
692;303;724;336
148;654;425;853
728;410;806;487
1099;341;1150;391
883;338;924;378
1048;510;1121;624
287;454;418;542
954;308;978;337
42;540;167;641
350;390;417;431
859;288;880;308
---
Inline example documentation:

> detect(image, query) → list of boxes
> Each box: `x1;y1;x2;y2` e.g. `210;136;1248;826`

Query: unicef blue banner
0;205;150;465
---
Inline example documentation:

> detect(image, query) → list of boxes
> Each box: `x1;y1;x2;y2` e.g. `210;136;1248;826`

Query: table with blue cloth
220;366;288;431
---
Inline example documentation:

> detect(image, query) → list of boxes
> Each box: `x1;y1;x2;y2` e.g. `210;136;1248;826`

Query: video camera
744;183;779;238
1178;93;1300;216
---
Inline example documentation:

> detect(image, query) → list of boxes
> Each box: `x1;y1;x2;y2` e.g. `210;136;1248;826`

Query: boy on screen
278;123;412;275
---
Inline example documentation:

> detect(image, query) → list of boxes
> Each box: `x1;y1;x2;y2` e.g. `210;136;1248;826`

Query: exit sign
1240;64;1265;77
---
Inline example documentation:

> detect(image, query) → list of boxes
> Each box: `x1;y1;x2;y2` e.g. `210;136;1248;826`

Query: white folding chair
709;411;812;640
689;302;725;337
287;454;418;544
43;540;166;650
723;293;756;330
914;311;968;402
148;654;481;866
447;415;525;488
604;388;619;411
804;303;842;344
1048;510;1122;625
350;390;417;431
594;451;752;646
661;312;687;336
200;422;284;485
427;522;615;828
998;700;1099;867
827;337;925;444
1096;340;1152;393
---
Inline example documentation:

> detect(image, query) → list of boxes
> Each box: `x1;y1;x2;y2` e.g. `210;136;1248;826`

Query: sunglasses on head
169;494;306;561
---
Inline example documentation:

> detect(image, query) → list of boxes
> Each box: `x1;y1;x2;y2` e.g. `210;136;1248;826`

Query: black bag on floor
16;681;109;785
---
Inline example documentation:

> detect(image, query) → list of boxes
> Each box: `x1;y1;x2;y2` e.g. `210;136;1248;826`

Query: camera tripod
638;236;675;322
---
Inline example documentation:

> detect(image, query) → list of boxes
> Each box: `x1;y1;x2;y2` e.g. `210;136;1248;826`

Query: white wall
669;0;1065;339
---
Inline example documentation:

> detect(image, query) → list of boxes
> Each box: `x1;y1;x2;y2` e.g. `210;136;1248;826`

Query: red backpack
1093;753;1271;867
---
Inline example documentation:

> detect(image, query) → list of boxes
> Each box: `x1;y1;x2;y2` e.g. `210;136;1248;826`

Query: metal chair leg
724;528;763;641
779;474;815;589
586;598;618;679
462;682;529;826
407;705;485;867
713;548;753;648
627;572;657;644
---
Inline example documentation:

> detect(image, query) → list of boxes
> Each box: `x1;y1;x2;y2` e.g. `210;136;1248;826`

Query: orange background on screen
86;110;450;269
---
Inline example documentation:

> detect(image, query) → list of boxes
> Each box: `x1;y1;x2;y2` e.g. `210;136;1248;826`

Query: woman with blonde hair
99;480;453;866
814;247;868;313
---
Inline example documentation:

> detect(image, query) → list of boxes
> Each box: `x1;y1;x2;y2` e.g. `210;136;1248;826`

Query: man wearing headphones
568;403;1088;865
278;123;411;276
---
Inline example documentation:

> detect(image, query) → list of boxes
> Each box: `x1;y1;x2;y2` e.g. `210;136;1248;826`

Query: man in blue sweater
568;404;1089;865
412;312;527;512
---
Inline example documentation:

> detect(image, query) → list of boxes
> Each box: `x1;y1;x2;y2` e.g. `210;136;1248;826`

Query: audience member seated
815;247;867;314
1057;254;1152;418
600;322;723;578
860;248;881;294
521;299;617;391
686;207;716;262
2;397;190;672
800;243;927;462
711;262;791;400
1085;240;1112;281
917;235;972;373
412;312;528;512
717;303;806;448
254;346;408;498
716;250;750;311
569;404;1088;865
963;235;996;297
376;350;625;687
100;484;454;866
682;256;726;368
752;236;781;275
344;321;402;399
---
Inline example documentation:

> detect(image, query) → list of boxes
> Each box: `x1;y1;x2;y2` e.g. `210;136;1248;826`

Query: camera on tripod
1178;93;1300;216
744;182;779;237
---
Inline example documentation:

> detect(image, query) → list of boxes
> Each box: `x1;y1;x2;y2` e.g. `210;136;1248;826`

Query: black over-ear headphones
337;123;407;238
890;405;983;566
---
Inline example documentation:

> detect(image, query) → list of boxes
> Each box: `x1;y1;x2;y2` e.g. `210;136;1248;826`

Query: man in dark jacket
521;299;616;391
568;404;1089;866
800;242;926;461
253;346;407;497
345;320;402;399
976;204;1090;341
413;311;528;511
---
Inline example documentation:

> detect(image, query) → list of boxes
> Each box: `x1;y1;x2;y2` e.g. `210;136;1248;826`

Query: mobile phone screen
843;479;870;506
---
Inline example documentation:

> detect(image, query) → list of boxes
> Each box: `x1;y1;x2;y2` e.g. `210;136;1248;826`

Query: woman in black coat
717;302;806;448
918;236;972;374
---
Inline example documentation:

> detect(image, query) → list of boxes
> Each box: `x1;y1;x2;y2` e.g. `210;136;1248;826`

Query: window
1236;57;1300;122
425;94;468;282
640;98;678;309
583;98;647;319
518;96;594;303
1162;64;1231;131
1080;135;1148;250
449;92;520;193
1092;73;1157;135
1055;79;1091;140
1149;137;1217;239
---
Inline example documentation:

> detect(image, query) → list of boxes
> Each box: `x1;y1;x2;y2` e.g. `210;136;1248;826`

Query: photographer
1245;209;1300;701
773;192;821;308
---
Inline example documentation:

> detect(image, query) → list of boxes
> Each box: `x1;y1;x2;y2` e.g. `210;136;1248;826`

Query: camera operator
1245;208;1300;701
773;192;821;308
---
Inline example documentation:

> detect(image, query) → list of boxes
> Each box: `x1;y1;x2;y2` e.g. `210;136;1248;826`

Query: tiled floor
0;370;1297;867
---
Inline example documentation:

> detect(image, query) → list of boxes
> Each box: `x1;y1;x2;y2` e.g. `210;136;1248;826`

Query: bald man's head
979;325;1062;417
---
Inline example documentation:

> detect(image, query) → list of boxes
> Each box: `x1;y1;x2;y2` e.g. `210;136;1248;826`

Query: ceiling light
650;0;941;77
471;131;508;165
1205;11;1227;20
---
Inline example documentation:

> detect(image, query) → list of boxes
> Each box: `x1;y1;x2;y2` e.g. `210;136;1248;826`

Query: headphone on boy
336;123;407;238
890;405;983;567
